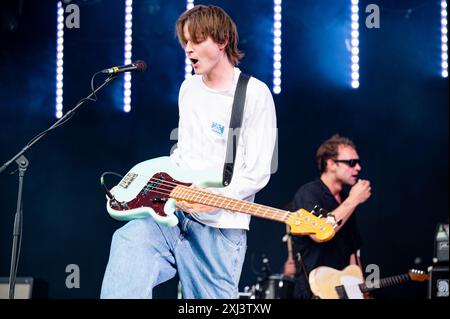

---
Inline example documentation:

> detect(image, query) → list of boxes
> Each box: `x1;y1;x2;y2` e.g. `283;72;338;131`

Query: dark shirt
289;178;362;299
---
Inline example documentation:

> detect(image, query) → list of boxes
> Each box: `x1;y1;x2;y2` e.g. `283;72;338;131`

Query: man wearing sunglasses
283;134;371;299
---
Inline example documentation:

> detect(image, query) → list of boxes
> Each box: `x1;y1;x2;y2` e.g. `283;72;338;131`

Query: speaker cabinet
0;277;34;299
428;266;449;299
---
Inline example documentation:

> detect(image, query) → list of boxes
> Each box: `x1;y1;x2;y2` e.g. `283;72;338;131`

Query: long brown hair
176;5;244;66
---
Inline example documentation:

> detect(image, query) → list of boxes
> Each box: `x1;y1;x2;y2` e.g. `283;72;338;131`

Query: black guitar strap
222;72;251;186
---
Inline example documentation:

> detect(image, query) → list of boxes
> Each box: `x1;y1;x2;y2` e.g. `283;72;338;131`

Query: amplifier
0;277;34;299
427;266;449;299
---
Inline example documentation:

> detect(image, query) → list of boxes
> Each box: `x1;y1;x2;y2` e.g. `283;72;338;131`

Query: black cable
13;207;23;286
90;71;103;102
100;171;123;199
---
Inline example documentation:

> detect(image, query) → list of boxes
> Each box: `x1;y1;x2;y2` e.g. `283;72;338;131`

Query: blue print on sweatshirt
211;122;225;135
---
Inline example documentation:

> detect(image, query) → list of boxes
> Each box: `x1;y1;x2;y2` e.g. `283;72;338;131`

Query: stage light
350;0;360;88
273;0;282;94
55;1;64;118
442;1;448;78
184;0;195;79
185;57;192;79
123;0;133;113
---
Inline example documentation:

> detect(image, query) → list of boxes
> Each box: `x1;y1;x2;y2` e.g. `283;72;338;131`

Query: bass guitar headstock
285;207;335;242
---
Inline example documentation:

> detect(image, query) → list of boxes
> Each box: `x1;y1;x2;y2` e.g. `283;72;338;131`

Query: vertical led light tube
350;0;360;88
185;0;195;79
273;0;282;94
56;1;65;118
123;0;133;113
441;0;448;78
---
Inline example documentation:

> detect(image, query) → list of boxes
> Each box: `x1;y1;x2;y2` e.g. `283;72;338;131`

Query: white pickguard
341;275;364;299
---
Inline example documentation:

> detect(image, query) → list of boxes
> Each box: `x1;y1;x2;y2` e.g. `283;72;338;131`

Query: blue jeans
100;212;247;299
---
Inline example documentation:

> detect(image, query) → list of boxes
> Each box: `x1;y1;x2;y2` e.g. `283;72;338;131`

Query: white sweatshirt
170;68;277;229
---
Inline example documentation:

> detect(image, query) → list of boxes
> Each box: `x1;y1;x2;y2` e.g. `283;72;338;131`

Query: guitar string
145;176;304;221
360;273;417;293
116;171;286;217
117;174;325;223
129;178;290;221
113;176;331;229
111;185;334;240
112;185;332;234
116;187;287;222
136;175;289;216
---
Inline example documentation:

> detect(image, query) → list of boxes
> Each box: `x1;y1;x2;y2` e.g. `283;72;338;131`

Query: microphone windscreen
135;60;148;72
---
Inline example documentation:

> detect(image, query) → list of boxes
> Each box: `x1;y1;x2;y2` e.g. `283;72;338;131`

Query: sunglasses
333;159;361;167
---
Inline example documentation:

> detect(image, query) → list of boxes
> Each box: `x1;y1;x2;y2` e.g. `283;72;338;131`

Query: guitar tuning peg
310;205;329;218
311;205;320;216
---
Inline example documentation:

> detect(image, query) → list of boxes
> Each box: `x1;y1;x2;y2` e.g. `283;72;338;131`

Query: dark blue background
0;0;448;298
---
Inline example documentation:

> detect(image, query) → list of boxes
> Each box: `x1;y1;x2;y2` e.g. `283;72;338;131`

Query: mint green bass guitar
105;156;335;241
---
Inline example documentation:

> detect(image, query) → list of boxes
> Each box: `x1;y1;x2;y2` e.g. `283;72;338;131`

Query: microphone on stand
101;60;148;74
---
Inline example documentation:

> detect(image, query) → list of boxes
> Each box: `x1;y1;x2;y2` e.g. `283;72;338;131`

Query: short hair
316;134;357;173
175;5;244;66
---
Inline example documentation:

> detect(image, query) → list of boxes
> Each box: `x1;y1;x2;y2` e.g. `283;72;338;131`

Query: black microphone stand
0;73;118;299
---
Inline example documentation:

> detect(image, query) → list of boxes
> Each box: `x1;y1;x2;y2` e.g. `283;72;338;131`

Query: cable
100;171;123;199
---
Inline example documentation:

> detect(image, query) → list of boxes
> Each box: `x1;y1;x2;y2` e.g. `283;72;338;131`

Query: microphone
101;60;147;74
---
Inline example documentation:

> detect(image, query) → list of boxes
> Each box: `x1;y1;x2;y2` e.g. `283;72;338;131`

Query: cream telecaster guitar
105;156;335;241
309;264;430;299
